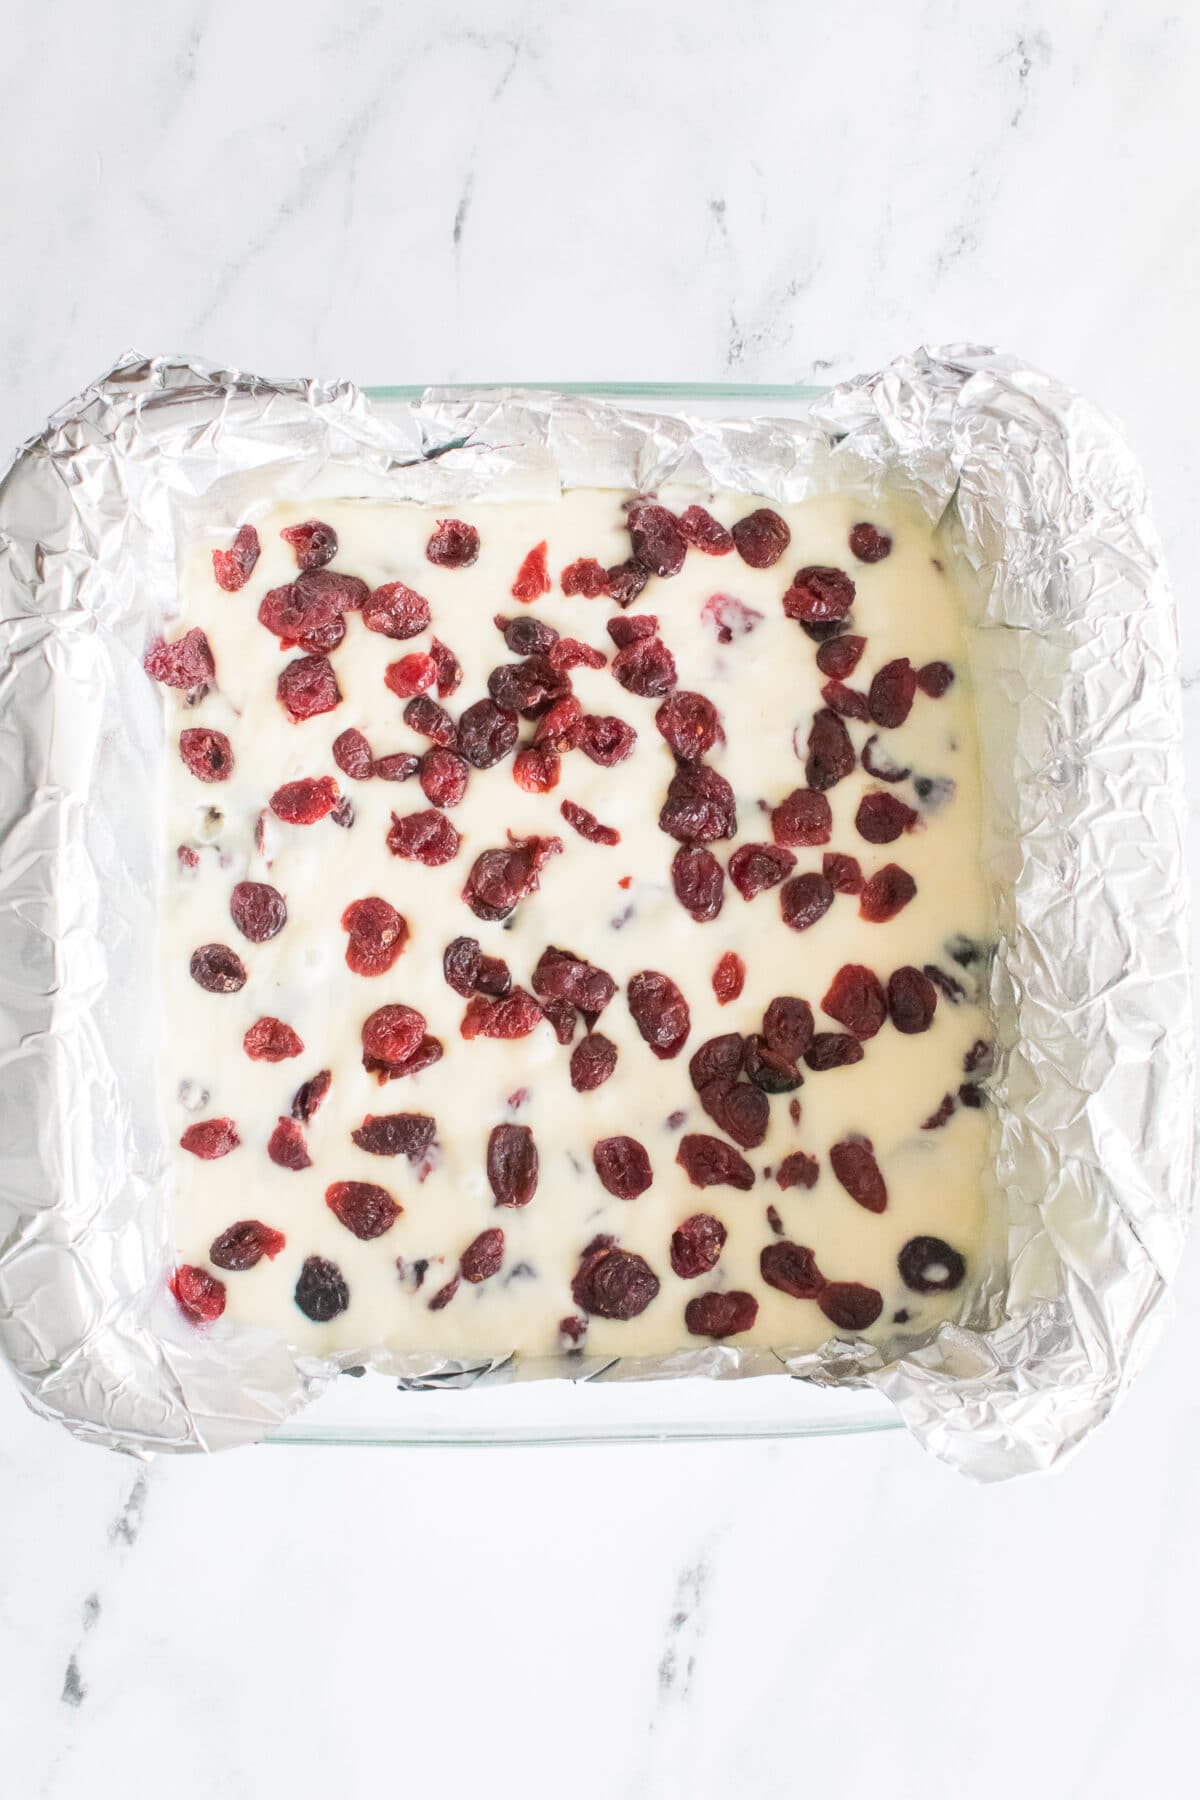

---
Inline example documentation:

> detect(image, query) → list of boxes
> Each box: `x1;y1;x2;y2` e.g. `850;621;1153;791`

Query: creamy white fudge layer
161;487;993;1360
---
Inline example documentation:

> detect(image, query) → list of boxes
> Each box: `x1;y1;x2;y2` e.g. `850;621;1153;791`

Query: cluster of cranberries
161;503;983;1343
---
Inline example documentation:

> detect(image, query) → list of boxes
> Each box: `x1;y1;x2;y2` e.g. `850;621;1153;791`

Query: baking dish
266;380;902;1446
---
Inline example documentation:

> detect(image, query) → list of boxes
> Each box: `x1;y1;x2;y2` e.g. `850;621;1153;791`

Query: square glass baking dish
266;379;909;1447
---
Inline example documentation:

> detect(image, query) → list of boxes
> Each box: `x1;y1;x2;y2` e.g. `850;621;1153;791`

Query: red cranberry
627;970;690;1059
326;1180;401;1239
488;1123;539;1207
670;1213;727;1278
676;1133;755;1191
822;852;863;894
859;863;916;922
171;1265;226;1324
829;1137;887;1212
341;896;408;976
917;661;954;697
511;540;550;601
270;776;339;824
211;523;260;591
243;1017;303;1061
782;566;855;625
387;809;461;866
606;560;650;608
856;792;919;844
678;505;733;554
560;558;610;598
351;1113;436;1159
180;1118;240;1160
780;872;834;932
816;635;866;679
570;1033;618;1092
821;964;888;1039
731;508;790;568
280;519;337;569
762;997;814;1061
804;709;856;790
684;1290;758;1338
804;1032;864;1072
771;788;833;848
189;943;247;993
179;727;233;783
593;1135;653;1199
671;846;725;922
728;843;795;900
268;1117;312;1171
461;1228;505;1283
760;1241;824;1297
820;680;871;722
819;1282;883;1332
333;728;374;780
775;1153;819;1191
229;880;286;943
209;1220;285;1271
579;715;636;765
712;951;745;1005
560;800;620;846
363;581;431;639
144;629;215;690
612;636;678;698
868;658;917;728
426;518;479;567
277;654;341;721
655;691;721;759
849;523;891;562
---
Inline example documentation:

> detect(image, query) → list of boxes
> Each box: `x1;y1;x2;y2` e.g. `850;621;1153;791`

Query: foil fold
0;348;1190;1477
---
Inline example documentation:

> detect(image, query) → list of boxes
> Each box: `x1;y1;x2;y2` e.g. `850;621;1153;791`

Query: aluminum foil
0;348;1190;1477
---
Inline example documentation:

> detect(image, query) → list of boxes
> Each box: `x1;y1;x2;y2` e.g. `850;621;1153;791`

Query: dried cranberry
700;592;765;643
177;846;200;871
830;1137;887;1212
760;1241;824;1297
659;764;737;843
144;629;215;690
426;518;479;567
295;567;369;614
280;519;337;569
606;613;658;649
461;988;545;1040
606;560;650;608
627;501;687;577
775;1152;819;1191
770;788;832;849
570;1033;618;1092
922;1093;956;1130
819;1282;883;1332
868;658;917;729
898;1236;966;1293
385;654;437;700
331;794;355;827
560;800;620;846
859;863;916;922
360;579;430;640
959;1082;985;1109
387;809;461;866
290;1069;331;1122
887;967;938;1034
270;776;339;825
531;946;616;1015
179;728;233;783
428;1274;460;1311
533;697;584;752
702;1079;768;1149
627;970;690;1059
782;565;856;626
799;618;851;644
849;523;891;563
924;964;965;1002
341;896;407;977
443;935;482;996
513;747;562;793
676;1133;755;1191
579;714;637;766
860;736;910;784
917;661;954;697
229;880;286;943
333;727;374;781
612;636;678;698
277;654;341;721
964;1039;993;1074
459;1227;505;1285
189;943;247;993
416;747;468;808
712;951;745;1005
537;995;574;1044
820;680;871;722
855;792;918;845
294;1255;350;1321
495;615;557;660
685;1290;758;1338
487;654;567;718
670;845;725;922
821;964;888;1039
512;540;550;601
326;1179;400;1239
404;695;457;746
209;1220;285;1271
766;1203;786;1234
593;1135;653;1199
180;1118;240;1160
243;1017;303;1062
212;523;260;591
678;505;733;555
743;1036;802;1093
488;1123;539;1207
804;1032;864;1072
550;637;607;672
476;955;512;998
731;508;790;569
352;1113;436;1159
655;691;722;761
780;872;834;932
361;1004;425;1070
822;852;863;894
571;1243;660;1320
561;558;610;598
762;997;814;1061
372;752;420;784
670;1213;727;1278
419;638;457;699
268;1117;312;1170
457;698;520;768
171;1265;226;1323
816;635;866;679
365;1035;443;1084
689;1033;745;1091
728;842;796;900
804;709;855;790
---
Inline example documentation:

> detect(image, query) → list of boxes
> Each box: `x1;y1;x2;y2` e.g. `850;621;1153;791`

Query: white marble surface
2;3;1199;1795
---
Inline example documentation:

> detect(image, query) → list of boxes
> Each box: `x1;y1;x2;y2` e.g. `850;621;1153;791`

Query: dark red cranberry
443;935;482;996
819;1282;883;1332
270;776;339;824
856;792;919;844
511;540;550;601
868;658;917;728
760;1241;824;1297
731;508;790;568
476;955;512;997
917;661;954;697
387;809;461;866
627;501;687;577
461;989;545;1040
821;964;888;1039
179;728;233;783
532;946;617;1015
689;1033;745;1091
671;846;725;922
676;1133;755;1191
771;788;833;847
712;951;745;1005
560;800;620;846
685;1290;758;1338
822;852;863;894
461;1228;505;1284
486;1124;538;1207
655;690;721;759
579;714;636;765
859;863;916;922
293;1256;349;1322
426;518;479;567
670;1212;728;1279
145;629;215;689
189;943;247;993
766;1203;786;1234
430;638;463;697
775;1152;819;1191
374;753;423;783
268;1116;312;1170
362;581;431;639
243;1016;303;1061
924;964;965;1003
326;1180;400;1239
959;1082;985;1108
606;560;650;608
829;1137;887;1212
780;872;834;932
848;523;891;563
742;1036;802;1093
701;1078;768;1149
816;635;866;678
570;1033;618;1092
612;636;678;698
462;834;561;921
258;583;345;653
419;747;469;808
288;1069;331;1123
922;1093;956;1130
678;505;733;555
898;1236;966;1293
571;1243;660;1320
627;970;690;1059
333;728;374;780
593;1135;653;1199
280;519;337;569
352;1113;436;1160
404;695;457;746
658;763;737;842
804;1032;865;1072
728;842;796;900
820;680;871;722
212;523;260;591
180;1118;240;1160
805;709;856;790
497;612;559;657
782;566;855;624
763;997;814;1061
887;967;938;1034
209;1220;285;1271
229;880;286;943
458;698;520;768
277;654;341;721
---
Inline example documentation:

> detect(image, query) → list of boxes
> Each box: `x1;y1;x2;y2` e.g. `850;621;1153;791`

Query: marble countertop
2;4;1198;1796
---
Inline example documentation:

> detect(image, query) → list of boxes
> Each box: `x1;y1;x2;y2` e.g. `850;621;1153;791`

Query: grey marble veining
1;3;1198;1796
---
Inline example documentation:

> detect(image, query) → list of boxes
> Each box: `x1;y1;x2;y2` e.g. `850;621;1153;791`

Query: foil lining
0;348;1190;1477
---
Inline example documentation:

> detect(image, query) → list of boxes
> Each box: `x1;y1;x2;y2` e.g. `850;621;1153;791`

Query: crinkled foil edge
0;347;1190;1476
